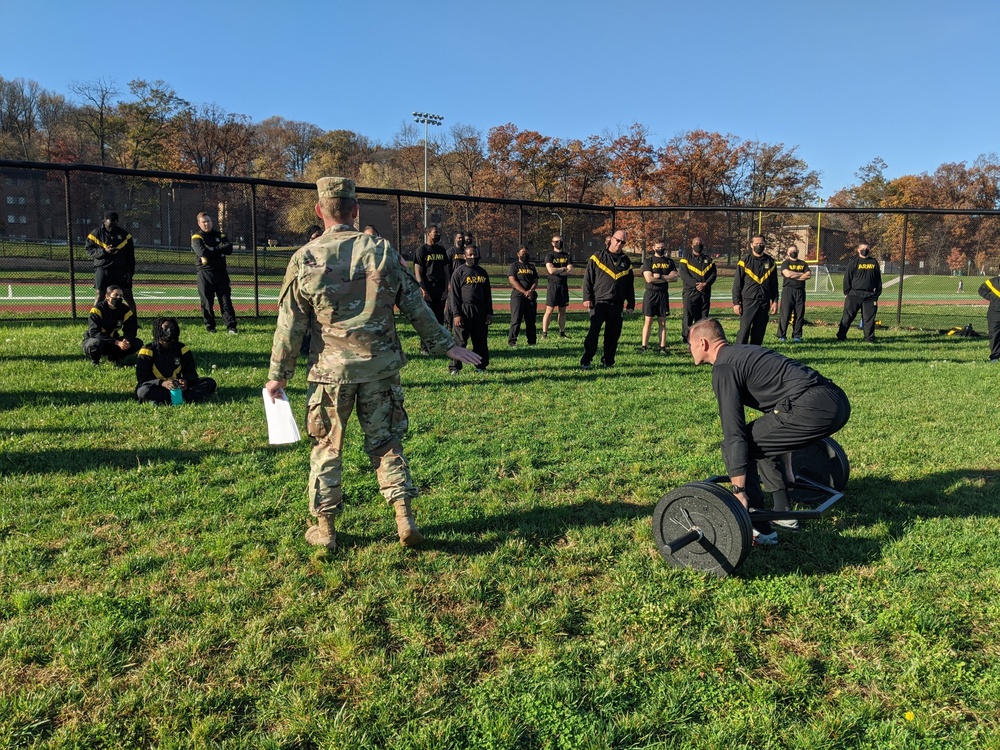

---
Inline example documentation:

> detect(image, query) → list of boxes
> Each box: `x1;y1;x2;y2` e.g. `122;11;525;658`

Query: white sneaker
752;529;778;546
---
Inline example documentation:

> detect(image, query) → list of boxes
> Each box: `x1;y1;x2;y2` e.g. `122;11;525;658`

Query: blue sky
2;0;997;198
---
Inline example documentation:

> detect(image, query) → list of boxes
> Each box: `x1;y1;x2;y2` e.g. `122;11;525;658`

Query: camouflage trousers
305;375;416;517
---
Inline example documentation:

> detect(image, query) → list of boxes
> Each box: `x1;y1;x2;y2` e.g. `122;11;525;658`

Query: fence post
64;169;77;319
395;194;402;254
896;213;908;327
251;183;259;318
611;203;617;233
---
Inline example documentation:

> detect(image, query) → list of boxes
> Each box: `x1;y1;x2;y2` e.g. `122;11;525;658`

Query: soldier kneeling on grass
135;317;217;405
82;285;142;367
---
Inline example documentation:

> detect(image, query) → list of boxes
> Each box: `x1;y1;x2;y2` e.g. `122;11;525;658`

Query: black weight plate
652;482;752;577
791;436;850;494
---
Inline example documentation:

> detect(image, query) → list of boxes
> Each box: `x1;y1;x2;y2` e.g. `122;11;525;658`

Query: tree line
2;75;998;270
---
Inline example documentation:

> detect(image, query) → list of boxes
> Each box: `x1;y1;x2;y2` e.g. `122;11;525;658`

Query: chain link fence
2;160;997;333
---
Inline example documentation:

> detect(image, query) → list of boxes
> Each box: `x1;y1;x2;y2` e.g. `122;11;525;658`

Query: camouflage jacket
268;227;454;384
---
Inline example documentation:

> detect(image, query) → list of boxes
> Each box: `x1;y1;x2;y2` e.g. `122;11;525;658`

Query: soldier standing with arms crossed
639;242;678;353
265;178;480;551
733;235;778;345
678;237;716;344
192;212;238;334
542;235;573;339
776;245;811;343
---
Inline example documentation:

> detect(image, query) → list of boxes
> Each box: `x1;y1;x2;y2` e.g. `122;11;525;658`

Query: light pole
550;211;563;238
412;111;444;228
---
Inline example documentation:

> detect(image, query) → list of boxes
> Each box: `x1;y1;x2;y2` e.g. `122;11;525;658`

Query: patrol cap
317;176;355;199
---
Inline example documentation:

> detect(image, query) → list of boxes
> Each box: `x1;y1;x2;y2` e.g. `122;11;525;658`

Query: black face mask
860;248;870;257
789;252;798;259
160;323;179;343
553;241;563;250
692;244;703;253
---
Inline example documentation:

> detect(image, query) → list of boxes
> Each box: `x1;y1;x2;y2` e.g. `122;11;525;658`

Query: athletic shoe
835;334;847;342
580;363;591;371
228;329;238;335
474;367;487;373
448;369;460;376
772;518;800;531
206;328;217;333
542;332;548;340
989;358;999;364
90;359;101;367
658;347;667;355
559;332;568;339
777;337;787;343
752;529;779;546
792;337;803;343
508;341;516;348
638;345;647;353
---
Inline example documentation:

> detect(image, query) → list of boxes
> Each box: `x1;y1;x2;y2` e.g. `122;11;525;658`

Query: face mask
860;248;870;257
789;252;798;259
160;323;179;343
752;246;764;255
693;244;703;253
518;254;528;262
553;241;562;250
465;257;476;266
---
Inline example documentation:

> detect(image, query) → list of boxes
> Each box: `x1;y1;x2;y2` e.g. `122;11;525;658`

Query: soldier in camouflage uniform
265;177;481;552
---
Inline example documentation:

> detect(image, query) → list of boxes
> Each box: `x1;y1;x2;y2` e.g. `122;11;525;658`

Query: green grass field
2;315;1000;748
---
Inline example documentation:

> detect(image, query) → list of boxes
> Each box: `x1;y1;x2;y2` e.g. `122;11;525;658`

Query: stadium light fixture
412;112;444;228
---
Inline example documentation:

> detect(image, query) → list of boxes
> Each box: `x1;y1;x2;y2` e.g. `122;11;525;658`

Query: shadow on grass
0;448;210;475
420;499;649;555
741;469;1000;578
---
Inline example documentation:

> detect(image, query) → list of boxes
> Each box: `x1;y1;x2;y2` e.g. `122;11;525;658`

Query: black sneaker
559;332;568;339
658;347;667;355
638;345;648;353
580;362;591;371
542;332;548;340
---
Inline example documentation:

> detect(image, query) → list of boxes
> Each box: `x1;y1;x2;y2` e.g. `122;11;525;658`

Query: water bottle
170;388;183;405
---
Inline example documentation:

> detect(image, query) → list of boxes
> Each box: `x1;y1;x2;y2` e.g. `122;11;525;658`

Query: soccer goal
809;265;835;293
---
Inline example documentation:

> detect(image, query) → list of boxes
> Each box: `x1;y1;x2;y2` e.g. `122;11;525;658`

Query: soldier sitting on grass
135;317;217;405
82;285;142;367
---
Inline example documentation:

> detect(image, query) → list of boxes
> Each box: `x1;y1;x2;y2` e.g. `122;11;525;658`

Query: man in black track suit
678;236;716;344
81;285;142;366
580;229;635;369
836;244;882;343
640;242;678;353
776;245;812;342
978;274;1000;363
507;245;538;347
448;245;493;374
192;211;238;334
688;317;851;543
733;235;778;345
135;317;217;405
85;212;136;307
414;225;450;326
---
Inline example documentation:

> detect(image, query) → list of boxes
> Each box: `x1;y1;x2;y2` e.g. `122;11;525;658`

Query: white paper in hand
262;388;302;444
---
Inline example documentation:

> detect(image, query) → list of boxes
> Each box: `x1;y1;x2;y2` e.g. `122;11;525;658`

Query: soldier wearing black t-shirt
836;244;883;343
448;245;493;373
507;245;539;346
777;246;812;342
978;275;1000;362
678;237;717;343
414;226;450;325
689;317;851;543
733;235;779;345
542;236;573;339
640;242;678;353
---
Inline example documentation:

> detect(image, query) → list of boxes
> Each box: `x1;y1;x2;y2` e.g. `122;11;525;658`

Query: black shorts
642;290;669;318
546;281;569;308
